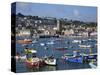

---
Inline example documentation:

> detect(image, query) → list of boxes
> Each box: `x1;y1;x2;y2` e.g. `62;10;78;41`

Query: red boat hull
17;40;32;44
26;60;45;68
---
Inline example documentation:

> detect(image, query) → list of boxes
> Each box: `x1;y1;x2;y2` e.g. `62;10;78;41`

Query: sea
16;36;97;73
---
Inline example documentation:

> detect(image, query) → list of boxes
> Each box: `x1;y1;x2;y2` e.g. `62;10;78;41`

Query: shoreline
16;34;97;39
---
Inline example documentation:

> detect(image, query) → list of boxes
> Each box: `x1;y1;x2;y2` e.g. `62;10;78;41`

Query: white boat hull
44;59;56;66
79;45;91;48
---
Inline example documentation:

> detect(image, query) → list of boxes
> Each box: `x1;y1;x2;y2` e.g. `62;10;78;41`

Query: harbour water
16;37;97;73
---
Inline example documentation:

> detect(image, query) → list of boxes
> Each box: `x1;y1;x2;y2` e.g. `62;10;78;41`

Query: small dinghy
40;43;45;46
55;47;68;51
72;40;82;43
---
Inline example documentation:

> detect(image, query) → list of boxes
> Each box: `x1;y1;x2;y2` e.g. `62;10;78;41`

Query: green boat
24;48;37;54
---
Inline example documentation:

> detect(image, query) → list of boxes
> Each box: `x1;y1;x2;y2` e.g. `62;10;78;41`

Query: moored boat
26;57;45;68
17;39;32;44
62;50;97;63
44;56;57;66
40;43;45;46
79;45;91;48
55;47;68;51
24;48;37;54
46;41;54;45
62;51;83;63
72;40;82;43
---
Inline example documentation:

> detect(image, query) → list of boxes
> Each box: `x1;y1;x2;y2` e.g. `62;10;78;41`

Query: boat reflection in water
26;65;56;72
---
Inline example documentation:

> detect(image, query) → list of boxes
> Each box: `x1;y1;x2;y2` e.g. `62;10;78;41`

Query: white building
82;32;89;37
90;32;97;36
44;30;50;35
64;29;74;35
19;29;31;36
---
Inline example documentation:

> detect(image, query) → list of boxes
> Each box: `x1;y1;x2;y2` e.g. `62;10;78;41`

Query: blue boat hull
66;57;83;63
64;54;97;63
83;55;97;60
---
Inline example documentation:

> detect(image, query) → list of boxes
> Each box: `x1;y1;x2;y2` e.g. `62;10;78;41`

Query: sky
15;2;97;22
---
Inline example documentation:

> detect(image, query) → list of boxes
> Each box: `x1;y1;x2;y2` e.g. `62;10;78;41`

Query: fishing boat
24;48;37;54
83;53;97;60
55;47;68;51
88;39;95;42
62;49;97;63
64;56;83;63
82;39;87;42
19;55;27;60
17;39;32;44
79;45;91;48
44;56;57;66
26;57;45;68
15;52;27;62
62;51;83;63
42;41;57;66
16;55;27;62
24;47;44;68
72;40;82;43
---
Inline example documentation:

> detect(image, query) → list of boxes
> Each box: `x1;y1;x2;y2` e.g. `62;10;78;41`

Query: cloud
73;9;80;17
